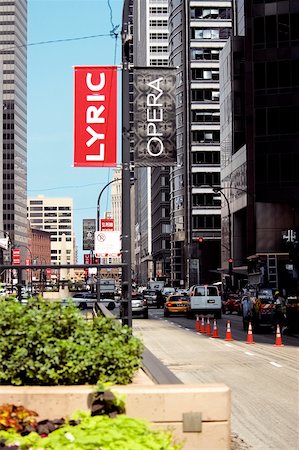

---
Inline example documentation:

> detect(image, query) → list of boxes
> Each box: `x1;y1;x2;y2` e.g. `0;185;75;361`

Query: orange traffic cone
195;314;200;332
274;324;284;347
211;319;220;338
225;320;233;341
246;322;255;344
200;316;205;333
205;317;211;336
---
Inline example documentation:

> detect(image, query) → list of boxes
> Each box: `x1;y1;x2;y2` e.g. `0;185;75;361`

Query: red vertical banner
12;248;20;265
74;66;117;167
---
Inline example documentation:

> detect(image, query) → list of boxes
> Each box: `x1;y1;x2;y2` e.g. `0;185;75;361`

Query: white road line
245;351;255;356
270;361;282;368
225;343;234;347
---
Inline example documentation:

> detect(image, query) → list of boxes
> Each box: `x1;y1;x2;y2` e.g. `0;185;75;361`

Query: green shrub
0;298;143;386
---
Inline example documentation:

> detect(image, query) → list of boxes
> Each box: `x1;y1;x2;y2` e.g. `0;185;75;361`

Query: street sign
94;231;121;257
12;248;20;265
100;218;114;231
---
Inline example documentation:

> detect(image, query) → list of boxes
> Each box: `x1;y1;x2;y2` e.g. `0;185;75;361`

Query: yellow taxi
164;293;190;317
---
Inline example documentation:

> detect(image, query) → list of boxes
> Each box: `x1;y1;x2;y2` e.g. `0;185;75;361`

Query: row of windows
149;32;168;40
191;28;231;40
2;173;14;180
193;193;221;207
3;145;14;151
192;214;221;229
256;152;299;185
191;68;219;81
254;14;299;48
192;110;220;124
254;60;299;91
3;123;14;130
150;45;168;53
150;59;168;66
192;172;220;187
190;48;220;61
192;151;220;165
149;20;168;27
190;7;231;20
255;106;299;136
149;7;167;14
192;130;220;144
29;205;71;211
191;89;220;102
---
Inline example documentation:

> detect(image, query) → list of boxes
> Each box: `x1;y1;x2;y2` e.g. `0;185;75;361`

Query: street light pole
97;179;121;232
213;188;233;289
96;178;121;303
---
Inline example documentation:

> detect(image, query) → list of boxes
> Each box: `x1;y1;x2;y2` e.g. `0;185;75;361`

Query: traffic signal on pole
197;237;204;249
228;258;233;264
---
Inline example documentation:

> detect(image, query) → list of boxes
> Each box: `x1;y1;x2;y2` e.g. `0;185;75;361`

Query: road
132;309;299;450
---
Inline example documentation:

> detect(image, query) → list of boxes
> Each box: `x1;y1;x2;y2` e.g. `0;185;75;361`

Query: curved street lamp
96;178;121;232
213;187;233;289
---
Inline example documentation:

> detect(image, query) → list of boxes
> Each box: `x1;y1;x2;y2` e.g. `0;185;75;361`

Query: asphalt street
132;309;299;450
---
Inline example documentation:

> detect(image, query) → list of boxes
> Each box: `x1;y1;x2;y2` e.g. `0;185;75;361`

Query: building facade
132;0;170;285
0;0;28;260
168;0;232;287
220;0;299;292
27;196;75;269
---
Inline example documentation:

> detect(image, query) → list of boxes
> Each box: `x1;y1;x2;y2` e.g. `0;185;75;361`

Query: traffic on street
131;307;299;450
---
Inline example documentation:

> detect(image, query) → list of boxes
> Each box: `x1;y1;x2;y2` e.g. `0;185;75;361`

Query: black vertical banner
133;67;177;166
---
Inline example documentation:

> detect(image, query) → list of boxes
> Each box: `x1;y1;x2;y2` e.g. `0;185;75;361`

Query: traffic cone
200;316;205;333
205;317;211;336
195;314;200;332
211;319;220;338
274;324;284;347
225;320;233;341
246;322;255;344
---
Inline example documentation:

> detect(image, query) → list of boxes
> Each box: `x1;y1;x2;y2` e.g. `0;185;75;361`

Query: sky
27;0;123;262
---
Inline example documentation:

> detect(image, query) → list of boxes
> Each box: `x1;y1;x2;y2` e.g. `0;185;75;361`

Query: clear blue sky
27;0;123;262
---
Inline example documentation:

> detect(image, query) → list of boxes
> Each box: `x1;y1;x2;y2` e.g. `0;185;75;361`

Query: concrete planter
0;370;231;449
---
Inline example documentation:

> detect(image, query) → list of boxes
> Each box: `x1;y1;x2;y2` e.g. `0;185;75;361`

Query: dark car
142;290;158;308
131;294;148;319
222;294;242;315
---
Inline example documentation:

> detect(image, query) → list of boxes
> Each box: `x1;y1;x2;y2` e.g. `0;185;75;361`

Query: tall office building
220;0;299;291
0;0;28;259
132;0;170;285
27;196;75;268
168;1;232;286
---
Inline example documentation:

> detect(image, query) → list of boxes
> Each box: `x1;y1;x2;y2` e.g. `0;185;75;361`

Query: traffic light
197;237;204;249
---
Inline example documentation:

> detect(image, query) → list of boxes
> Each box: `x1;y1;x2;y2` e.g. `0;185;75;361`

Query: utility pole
121;0;133;327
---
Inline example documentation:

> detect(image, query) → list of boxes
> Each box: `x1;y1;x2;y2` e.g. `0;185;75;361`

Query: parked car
131;294;148;319
164;294;190;317
222;294;242;315
142;289;158;307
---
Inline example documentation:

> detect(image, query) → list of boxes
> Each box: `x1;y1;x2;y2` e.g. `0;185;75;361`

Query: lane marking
270;361;282;368
245;351;255;356
225;343;234;347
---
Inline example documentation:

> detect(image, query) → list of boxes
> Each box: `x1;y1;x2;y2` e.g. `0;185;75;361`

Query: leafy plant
0;404;38;434
0;411;183;450
0;298;143;385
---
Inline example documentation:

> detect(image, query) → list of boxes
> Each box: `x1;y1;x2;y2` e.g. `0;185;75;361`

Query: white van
188;285;222;319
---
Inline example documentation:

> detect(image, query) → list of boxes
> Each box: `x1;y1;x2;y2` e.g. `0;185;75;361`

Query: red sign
100;219;114;231
74;66;117;167
12;248;20;265
84;254;92;264
25;257;31;272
